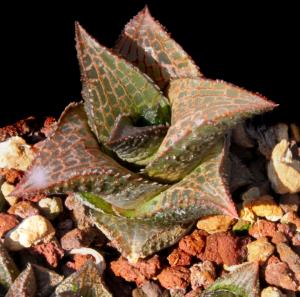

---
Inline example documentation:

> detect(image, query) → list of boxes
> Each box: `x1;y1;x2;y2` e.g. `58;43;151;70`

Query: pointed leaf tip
115;6;202;89
145;78;278;182
202;261;260;297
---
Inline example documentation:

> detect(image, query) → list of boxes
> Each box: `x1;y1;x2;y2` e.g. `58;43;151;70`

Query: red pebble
0;213;19;237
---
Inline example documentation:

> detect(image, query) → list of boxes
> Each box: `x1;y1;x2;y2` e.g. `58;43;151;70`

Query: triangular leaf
115;6;202;89
119;139;238;222
106;114;169;165
12;103;167;209
75;22;170;146
5;264;36;297
32;264;64;297
89;207;193;263
202;262;260;297
145;78;277;182
51;260;112;297
0;242;19;292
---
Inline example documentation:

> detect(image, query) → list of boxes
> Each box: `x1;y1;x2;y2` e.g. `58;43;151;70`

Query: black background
1;1;299;125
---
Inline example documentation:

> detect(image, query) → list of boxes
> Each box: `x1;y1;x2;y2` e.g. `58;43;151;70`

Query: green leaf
0;242;19;292
75;22;170;147
5;264;36;297
202;262;260;297
12;103;167;209
89;207;193;262
51;260;112;297
119;139;238;222
145;78;277;182
115;6;202;89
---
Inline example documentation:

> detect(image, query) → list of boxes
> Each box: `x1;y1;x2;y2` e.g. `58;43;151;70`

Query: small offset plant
11;7;277;296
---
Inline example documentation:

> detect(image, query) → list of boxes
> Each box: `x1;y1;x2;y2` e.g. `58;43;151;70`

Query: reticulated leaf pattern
12;103;167;210
76;23;170;145
145;78;277;182
51;260;112;297
115;6;202;89
89;206;193;262
119;139;238;222
202;261;260;297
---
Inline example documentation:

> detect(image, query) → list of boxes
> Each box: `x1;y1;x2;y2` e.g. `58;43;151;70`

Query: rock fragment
190;261;216;290
267;139;300;194
0;213;19;237
4;215;55;250
196;215;234;234
111;255;160;287
0;136;34;171
281;212;300;232
1;181;18;205
168;248;192;267
202;232;244;266
261;286;287;297
30;240;64;268
276;242;300;282
8;200;39;218
248;219;276;238
60;228;95;250
37;196;63;220
157;266;190;290
250;195;283;221
265;258;299;291
178;230;207;258
246;236;274;263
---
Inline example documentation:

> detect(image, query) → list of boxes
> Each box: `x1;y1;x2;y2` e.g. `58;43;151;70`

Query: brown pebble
0;168;23;184
271;231;288;244
249;219;276;238
202;232;244;266
111;255;160;287
168;248;192;267
8;201;39;219
30;240;64;268
0;213;19;237
277;223;295;240
66;254;93;272
60;228;95;250
157;266;190;290
276;242;300;282
265;260;299;291
190;261;216;290
178;230;207;257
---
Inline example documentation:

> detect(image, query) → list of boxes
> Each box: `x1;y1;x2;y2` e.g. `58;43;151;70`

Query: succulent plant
12;7;277;263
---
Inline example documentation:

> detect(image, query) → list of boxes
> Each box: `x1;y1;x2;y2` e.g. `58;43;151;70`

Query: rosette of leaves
13;7;277;262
